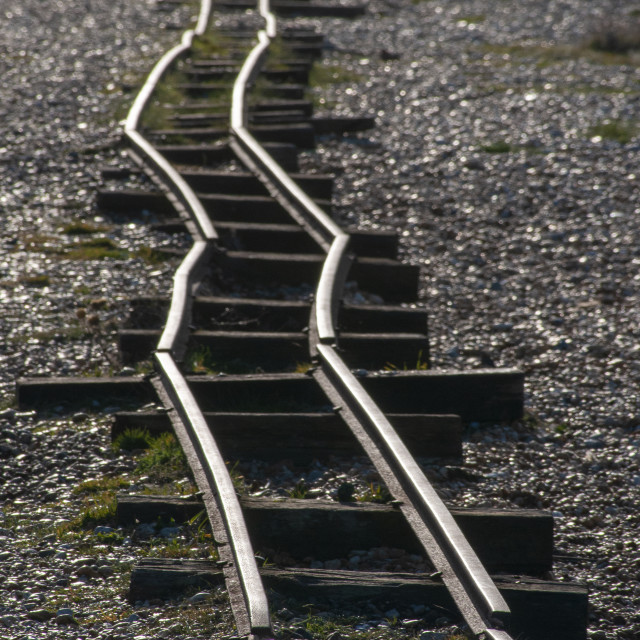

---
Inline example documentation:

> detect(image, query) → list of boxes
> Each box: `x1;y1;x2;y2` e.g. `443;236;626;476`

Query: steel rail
122;1;272;635
229;2;349;343
156;240;211;359
317;343;511;637
155;353;271;635
228;1;516;637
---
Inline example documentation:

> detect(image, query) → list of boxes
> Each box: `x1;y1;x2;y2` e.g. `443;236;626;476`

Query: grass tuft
481;140;512;153
136;433;189;481
588;119;637;144
112;427;153;452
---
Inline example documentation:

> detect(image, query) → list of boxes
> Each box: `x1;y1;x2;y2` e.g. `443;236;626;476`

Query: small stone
56;610;78;625
188;592;210;604
28;609;54;622
38;548;56;558
277;608;294;621
402;618;422;628
0;615;18;628
159;526;180;538
0;408;16;423
419;633;447;640
77;565;100;578
94;525;115;535
384;608;400;619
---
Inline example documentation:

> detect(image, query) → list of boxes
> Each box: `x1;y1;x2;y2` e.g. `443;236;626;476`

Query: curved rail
229;2;349;343
227;2;515;637
123;1;271;635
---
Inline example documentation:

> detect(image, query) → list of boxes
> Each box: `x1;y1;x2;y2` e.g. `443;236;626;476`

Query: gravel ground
2;0;640;639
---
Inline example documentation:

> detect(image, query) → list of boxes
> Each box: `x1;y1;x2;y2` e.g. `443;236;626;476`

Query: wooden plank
175;170;332;200
156;142;299;172
118;496;550;574
187;373;328;413
128;560;587;640
215;251;420;301
363;369;524;423
185;370;524;423
17;377;155;410
215;222;323;254
247;499;552;574
112;411;462;459
338;333;429;370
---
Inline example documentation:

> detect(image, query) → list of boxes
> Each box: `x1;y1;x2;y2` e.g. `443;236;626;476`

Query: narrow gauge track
18;1;588;639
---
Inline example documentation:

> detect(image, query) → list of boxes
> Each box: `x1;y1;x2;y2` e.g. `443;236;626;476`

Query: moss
62;222;111;235
481;140;512;153
308;61;364;88
66;238;128;261
20;274;51;287
588;120;637;144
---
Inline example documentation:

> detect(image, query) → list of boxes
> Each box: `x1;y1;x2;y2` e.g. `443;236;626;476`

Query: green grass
481;140;512;153
66;238;128;261
357;483;392;504
384;350;429;371
20;274;51;287
62;222;111;235
588;120;637;143
112;427;153;452
135;246;173;265
458;14;485;24
72;477;130;495
308;61;364;88
288;480;309;499
136;433;190;482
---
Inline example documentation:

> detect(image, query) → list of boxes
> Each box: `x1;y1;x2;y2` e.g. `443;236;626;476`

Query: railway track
17;1;588;639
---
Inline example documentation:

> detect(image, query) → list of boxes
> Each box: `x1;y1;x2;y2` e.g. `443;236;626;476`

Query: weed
309;61;364;88
384;350;429;371
183;345;264;375
481;140;512;153
136;433;190;482
227;461;245;495
73;477;130;495
288;480;308;499
141;71;188;131
20;274;50;287
357;483;392;504
66;237;128;261
458;14;485;24
70;492;117;530
62;221;110;235
185;345;218;374
135;246;173;265
112;427;153;452
74;284;92;296
294;362;313;373
134;359;155;375
191;31;234;58
588;119;637;144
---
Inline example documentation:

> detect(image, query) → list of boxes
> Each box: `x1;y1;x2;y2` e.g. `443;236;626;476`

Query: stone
28;609;54;622
188;592;210;604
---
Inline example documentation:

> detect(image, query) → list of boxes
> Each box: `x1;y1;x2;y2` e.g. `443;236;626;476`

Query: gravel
2;0;640;639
